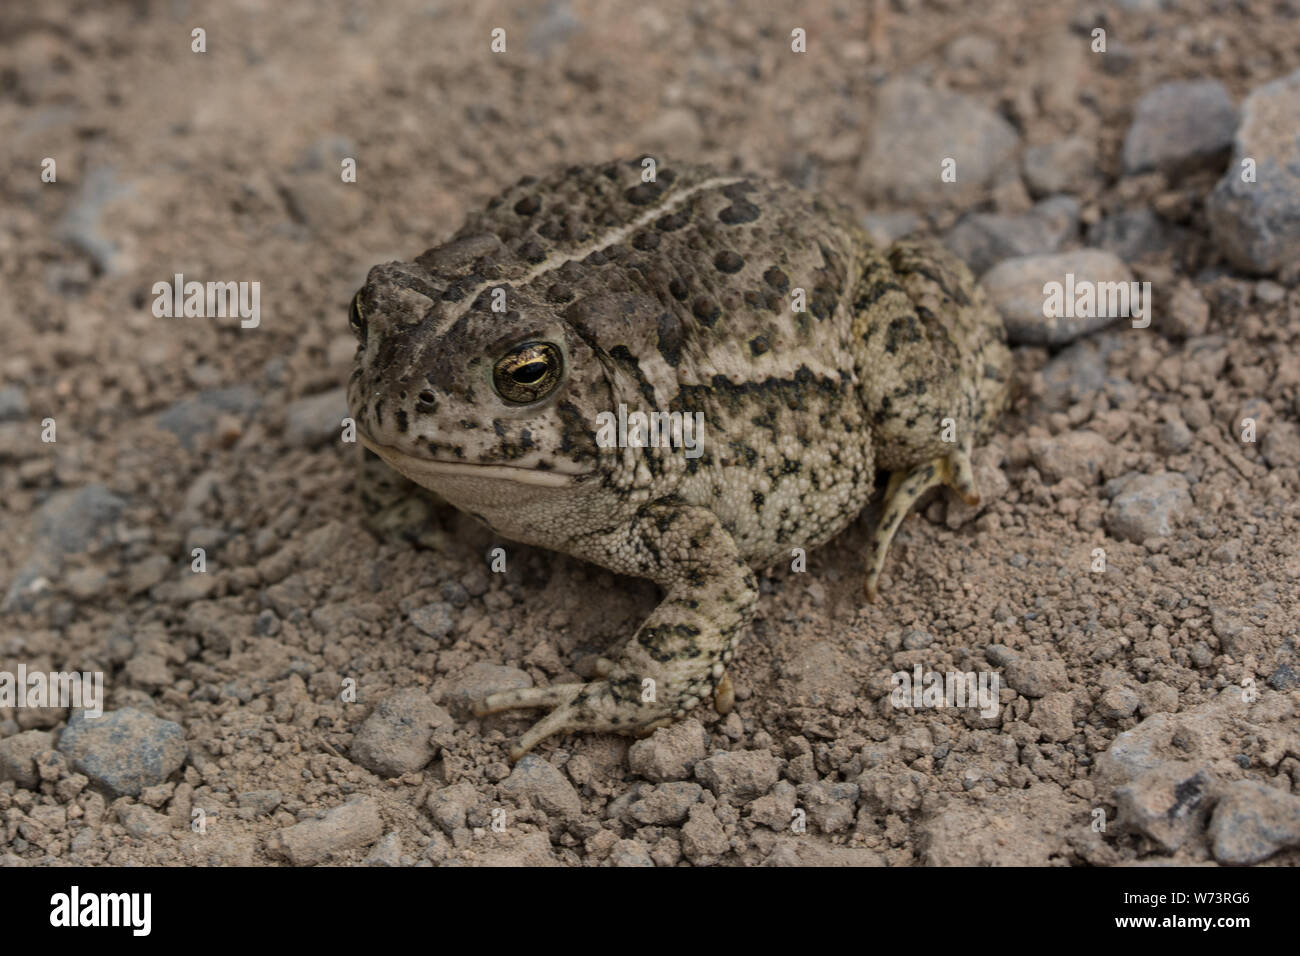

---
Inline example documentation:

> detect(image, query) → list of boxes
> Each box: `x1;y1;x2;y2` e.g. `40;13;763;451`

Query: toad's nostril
417;390;436;406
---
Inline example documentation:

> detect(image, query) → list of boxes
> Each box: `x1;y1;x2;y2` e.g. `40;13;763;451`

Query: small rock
1114;762;1216;853
65;566;109;599
127;554;173;595
1156;420;1193;456
0;387;28;422
119;805;171;840
283;388;348;448
1208;67;1300;274
1269;664;1298;691
859;78;1020;206
409;602;456;639
57;165;135;275
627;718;710;782
1088;208;1187;264
861;211;921;246
1022;138;1098;197
1098;685;1140;720
748;780;799;830
1028;430;1122;485
627;782;703;825
363;832;403;866
982;250;1135;345
1029;692;1076;742
440;663;532;718
796;780;861;833
237;789;283;817
1208;779;1300;864
944;196;1080;275
1254;279;1287;304
680;803;730;863
1004;658;1068;698
1157;280;1211;340
1106;473;1192;542
694;750;782;804
350;688;453;777
609;838;655;867
57;708;186;797
1261;420;1300;468
268;798;383;865
1122;79;1236;176
1039;336;1126;412
944;34;998;69
156;387;260;450
500;754;582;818
0;730;55;789
427;781;480;834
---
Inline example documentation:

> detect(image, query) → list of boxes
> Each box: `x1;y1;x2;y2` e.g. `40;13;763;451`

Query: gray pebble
0;730;56;789
1106;473;1192;542
1208;779;1300;864
57;708;187;797
694;750;782;804
981;250;1135;345
1208;68;1300;274
409;601;456;639
1088;208;1188;264
0;387;28;423
1114;762;1216;852
350;688;452;777
944;196;1080;276
269;798;383;865
284;388;348;448
156;386;260;450
1022;138;1097;197
626;781;703;825
859;78;1019;206
500;754;582;818
1122;79;1236;176
609;838;655;867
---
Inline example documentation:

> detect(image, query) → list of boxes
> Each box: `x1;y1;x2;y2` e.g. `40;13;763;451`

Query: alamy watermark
594;403;705;459
890;665;1000;719
0;665;103;718
151;273;260;328
1043;273;1151;329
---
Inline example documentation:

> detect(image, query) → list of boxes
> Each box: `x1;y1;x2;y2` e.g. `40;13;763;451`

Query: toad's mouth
358;432;589;488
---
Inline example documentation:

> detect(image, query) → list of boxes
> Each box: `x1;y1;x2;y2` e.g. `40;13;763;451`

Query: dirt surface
2;0;1300;867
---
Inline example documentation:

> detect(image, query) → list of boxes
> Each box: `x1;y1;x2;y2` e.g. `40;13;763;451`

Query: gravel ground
2;0;1299;867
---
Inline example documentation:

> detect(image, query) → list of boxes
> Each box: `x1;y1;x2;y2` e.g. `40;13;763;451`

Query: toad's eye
492;341;563;405
349;291;366;340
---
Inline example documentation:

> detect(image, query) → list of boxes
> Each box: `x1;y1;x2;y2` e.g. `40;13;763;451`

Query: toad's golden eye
493;342;563;405
348;291;366;338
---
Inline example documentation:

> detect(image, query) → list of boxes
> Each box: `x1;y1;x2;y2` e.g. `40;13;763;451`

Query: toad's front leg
475;504;758;761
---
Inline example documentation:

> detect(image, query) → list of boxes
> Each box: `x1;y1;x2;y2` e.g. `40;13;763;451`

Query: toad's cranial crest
346;158;1011;761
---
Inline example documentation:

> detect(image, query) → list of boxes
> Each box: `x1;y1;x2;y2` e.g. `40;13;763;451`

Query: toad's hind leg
864;446;980;603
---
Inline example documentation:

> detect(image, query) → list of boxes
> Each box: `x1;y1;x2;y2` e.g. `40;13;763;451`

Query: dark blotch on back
714;250;745;274
656;310;684;366
719;200;760;225
763;266;789;292
514;195;541;216
625;183;666;206
692;298;721;327
518;239;547;264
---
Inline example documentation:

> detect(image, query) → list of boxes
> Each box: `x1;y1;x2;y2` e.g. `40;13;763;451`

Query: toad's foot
864;448;980;603
475;504;757;760
476;680;672;761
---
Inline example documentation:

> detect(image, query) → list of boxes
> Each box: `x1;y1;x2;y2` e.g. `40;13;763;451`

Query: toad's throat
359;432;589;488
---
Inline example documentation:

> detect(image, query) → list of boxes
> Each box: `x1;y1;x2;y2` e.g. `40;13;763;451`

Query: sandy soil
1;0;1299;866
